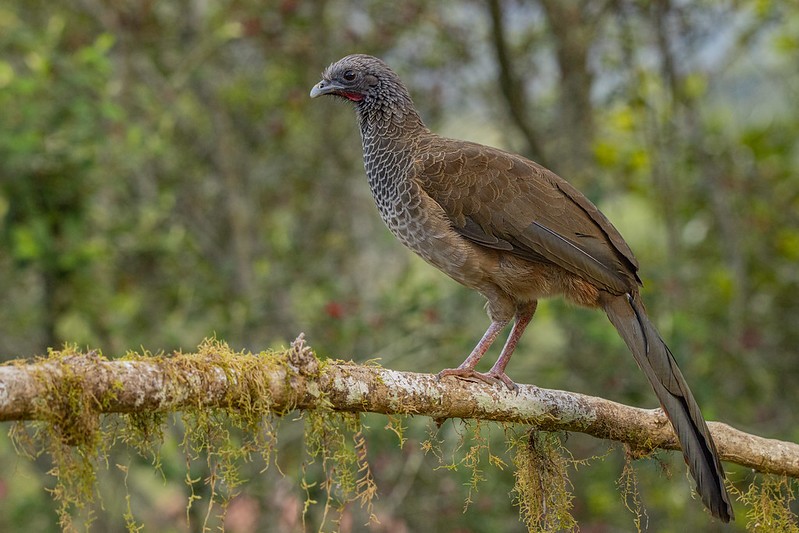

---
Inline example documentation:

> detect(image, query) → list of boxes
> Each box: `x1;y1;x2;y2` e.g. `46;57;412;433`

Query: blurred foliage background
1;0;798;531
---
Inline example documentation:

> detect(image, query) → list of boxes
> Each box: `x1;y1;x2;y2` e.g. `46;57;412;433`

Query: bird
310;53;733;522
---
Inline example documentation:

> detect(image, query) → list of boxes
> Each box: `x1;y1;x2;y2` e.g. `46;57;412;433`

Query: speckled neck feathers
351;66;430;239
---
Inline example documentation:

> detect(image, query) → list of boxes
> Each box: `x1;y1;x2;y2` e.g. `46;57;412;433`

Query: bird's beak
310;79;342;98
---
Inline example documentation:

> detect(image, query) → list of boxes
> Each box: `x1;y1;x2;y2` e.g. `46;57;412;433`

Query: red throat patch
340;91;364;102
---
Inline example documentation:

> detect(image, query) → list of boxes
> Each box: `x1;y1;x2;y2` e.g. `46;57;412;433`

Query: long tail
602;292;733;522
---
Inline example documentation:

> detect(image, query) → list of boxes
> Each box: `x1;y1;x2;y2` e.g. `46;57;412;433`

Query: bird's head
310;54;387;102
310;54;415;118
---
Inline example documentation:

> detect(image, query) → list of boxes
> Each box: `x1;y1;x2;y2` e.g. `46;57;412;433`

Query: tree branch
1;337;797;478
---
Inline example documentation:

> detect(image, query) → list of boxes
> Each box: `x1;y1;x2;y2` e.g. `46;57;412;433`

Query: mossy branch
1;336;797;479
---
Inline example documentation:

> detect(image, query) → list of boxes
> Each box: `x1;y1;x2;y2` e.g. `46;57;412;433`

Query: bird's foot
437;368;519;392
487;370;519;392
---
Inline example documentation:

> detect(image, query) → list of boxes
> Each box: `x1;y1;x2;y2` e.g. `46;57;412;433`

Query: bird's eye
342;70;357;82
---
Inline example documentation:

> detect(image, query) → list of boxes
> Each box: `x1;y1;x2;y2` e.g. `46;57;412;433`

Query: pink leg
437;302;537;391
437;318;509;377
484;302;537;390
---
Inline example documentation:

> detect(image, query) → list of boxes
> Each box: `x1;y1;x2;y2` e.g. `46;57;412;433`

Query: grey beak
310;80;339;98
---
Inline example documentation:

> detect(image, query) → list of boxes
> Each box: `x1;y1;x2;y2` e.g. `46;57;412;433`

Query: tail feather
603;293;733;522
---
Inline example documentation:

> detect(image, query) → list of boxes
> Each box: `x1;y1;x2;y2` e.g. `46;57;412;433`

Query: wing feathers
414;138;639;292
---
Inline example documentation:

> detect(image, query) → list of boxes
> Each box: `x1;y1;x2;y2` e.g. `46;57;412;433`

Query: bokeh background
1;1;797;531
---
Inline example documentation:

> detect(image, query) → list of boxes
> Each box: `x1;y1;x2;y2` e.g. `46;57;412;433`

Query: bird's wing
413;138;640;294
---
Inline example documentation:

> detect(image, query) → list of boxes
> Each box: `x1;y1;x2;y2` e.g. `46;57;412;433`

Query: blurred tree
0;0;797;530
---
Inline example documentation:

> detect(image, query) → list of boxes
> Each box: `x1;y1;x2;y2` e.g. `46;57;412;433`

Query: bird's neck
357;103;427;140
357;105;428;191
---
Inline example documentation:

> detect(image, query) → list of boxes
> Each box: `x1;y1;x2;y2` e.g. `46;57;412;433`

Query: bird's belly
492;253;603;307
374;193;482;286
382;207;469;270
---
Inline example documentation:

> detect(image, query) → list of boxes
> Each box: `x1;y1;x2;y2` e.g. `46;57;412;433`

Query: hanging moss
300;410;379;530
735;474;799;532
510;430;578;532
9;346;113;530
617;448;647;533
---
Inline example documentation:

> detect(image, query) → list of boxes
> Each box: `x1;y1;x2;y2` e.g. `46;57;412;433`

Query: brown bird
310;54;733;522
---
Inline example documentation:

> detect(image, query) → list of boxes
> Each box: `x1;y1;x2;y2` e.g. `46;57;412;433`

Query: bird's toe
437;367;481;382
487;371;519;392
437;368;518;391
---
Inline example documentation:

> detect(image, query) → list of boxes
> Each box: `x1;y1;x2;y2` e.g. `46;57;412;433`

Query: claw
487;371;519;392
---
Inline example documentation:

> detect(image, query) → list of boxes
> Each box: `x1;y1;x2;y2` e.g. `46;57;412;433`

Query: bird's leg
437;302;537;390
438;302;538;390
483;302;537;390
436;318;509;382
